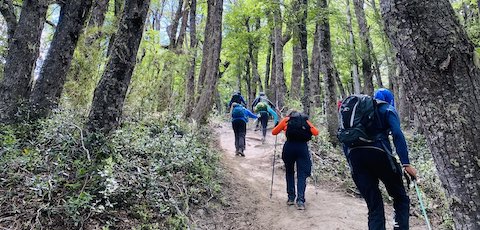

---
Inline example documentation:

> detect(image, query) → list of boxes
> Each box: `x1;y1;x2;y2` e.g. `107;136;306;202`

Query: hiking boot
239;149;245;157
286;199;295;206
296;202;305;210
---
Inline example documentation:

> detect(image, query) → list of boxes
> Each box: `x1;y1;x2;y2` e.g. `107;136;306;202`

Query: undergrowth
0;110;222;229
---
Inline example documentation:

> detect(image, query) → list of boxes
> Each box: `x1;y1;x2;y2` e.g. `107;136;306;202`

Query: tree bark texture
88;0;109;28
30;0;93;120
318;0;338;144
291;41;302;100
334;69;346;99
381;0;480;228
310;22;321;108
353;0;374;95
0;0;48;124
184;0;197;118
168;0;183;49
86;0;150;135
0;0;17;46
346;0;361;94
191;0;223;123
265;30;273;95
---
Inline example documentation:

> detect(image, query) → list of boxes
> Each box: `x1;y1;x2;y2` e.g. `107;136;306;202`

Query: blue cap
374;88;395;107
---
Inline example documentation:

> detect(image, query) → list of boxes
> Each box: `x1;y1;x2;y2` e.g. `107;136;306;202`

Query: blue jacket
344;103;410;165
232;106;258;123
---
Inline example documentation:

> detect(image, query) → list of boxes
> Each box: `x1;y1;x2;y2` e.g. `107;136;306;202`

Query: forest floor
206;121;426;230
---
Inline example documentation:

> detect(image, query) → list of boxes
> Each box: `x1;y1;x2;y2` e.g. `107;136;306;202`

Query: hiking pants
348;148;410;230
282;141;312;203
259;111;269;138
232;119;247;152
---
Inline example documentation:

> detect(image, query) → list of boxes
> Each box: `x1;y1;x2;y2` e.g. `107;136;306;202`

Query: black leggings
259;111;269;138
232;119;246;151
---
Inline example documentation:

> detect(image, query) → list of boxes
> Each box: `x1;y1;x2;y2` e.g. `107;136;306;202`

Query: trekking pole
413;179;432;230
309;142;318;195
269;135;278;199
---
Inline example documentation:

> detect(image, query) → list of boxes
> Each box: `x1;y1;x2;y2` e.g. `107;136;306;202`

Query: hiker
338;88;417;230
231;102;258;156
272;111;319;210
254;101;279;143
252;92;275;130
228;91;247;108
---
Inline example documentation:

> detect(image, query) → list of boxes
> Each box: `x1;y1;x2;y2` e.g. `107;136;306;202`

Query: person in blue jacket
343;88;417;230
231;102;258;156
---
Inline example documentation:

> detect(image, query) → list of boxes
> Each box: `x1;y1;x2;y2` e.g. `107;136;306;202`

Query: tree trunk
353;0;374;95
253;18;263;93
310;22;322;108
176;0;189;48
0;0;17;46
346;0;361;94
372;52;384;88
191;0;223;123
184;0;197;118
334;69;346;99
245;58;253;108
265;30;273;94
168;0;184;49
298;0;310;115
381;0;480;228
291;41;302;100
273;1;286;109
30;0;93;120
318;0;338;144
86;0;150;135
0;0;48;124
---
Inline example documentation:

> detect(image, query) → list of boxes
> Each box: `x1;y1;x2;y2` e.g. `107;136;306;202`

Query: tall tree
86;0;151;134
184;0;197;118
318;0;337;143
381;0;480;228
88;0;110;28
0;0;48;124
353;0;374;95
29;0;93;120
310;22;322;107
298;0;310;115
273;0;287;109
346;0;361;94
191;0;223;123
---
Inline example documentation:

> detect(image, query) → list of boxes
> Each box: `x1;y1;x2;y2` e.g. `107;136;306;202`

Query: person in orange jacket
272;110;319;210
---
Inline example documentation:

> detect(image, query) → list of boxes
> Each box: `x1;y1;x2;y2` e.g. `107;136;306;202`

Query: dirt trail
215;122;425;230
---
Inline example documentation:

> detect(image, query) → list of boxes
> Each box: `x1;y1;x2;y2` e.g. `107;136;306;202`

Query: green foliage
0;110;222;229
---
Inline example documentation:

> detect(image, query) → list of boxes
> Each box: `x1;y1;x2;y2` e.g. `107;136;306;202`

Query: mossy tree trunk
86;0;151;135
381;0;480;228
29;0;93;120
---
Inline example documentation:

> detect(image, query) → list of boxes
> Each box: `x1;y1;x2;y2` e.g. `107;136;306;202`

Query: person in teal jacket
254;102;279;143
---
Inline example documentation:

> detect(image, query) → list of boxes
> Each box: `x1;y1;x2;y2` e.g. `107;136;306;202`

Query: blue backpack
232;106;245;119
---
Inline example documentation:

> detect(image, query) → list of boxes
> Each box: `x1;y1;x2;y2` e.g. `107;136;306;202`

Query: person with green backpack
254;101;279;143
231;102;258;156
338;88;417;230
272;110;319;210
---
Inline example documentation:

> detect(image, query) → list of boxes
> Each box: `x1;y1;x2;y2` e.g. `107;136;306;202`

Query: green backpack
255;102;268;112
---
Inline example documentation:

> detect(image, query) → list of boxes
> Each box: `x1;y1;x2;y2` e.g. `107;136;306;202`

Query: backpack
231;94;242;104
255;102;268;112
232;106;245;119
286;114;312;142
337;95;386;147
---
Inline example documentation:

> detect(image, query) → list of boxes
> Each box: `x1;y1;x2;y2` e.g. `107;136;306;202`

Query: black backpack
286;114;312;142
337;95;387;147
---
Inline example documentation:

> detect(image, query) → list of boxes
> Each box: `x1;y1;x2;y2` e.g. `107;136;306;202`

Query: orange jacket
272;117;319;136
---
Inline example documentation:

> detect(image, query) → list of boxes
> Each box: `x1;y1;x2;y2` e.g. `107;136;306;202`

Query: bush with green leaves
0;110;221;229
